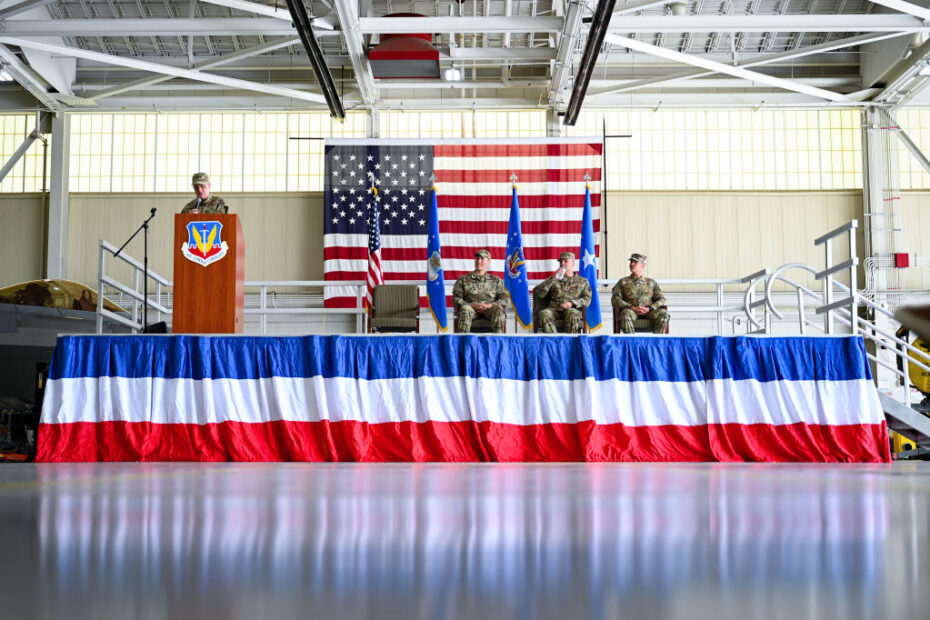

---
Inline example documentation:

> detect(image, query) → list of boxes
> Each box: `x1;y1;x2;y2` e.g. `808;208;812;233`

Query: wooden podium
173;213;245;333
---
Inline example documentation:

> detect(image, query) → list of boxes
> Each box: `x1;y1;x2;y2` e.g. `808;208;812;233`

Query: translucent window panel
564;108;863;191
897;109;930;189
65;111;366;194
50;108;877;193
0;114;49;192
380;110;546;138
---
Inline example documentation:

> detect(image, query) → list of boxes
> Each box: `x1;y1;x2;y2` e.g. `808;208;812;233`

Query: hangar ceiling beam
449;48;556;61
197;0;292;19
89;36;300;100
0;0;56;20
590;31;915;98
0;44;60;109
361;14;928;34
0;36;328;104
614;0;677;15
0;15;925;36
548;0;584;108
332;0;377;106
870;36;930;106
604;14;926;32
0;18;311;37
197;0;336;29
866;0;930;21
604;33;852;102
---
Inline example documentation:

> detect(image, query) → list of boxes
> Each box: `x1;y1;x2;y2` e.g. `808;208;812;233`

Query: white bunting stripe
42;376;883;429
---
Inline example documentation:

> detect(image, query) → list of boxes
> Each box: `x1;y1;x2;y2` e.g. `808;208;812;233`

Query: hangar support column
46;112;70;279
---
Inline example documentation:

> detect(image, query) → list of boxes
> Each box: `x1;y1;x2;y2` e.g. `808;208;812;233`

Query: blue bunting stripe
48;334;874;383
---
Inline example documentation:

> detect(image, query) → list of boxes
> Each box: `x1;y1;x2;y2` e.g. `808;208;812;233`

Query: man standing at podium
181;172;228;214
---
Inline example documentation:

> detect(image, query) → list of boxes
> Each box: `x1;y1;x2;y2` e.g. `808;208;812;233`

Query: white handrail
97;239;171;333
741;268;770;333
98;239;758;335
814;219;858;246
747;220;928;413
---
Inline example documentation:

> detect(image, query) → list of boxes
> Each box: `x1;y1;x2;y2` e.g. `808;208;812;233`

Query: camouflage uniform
181;195;228;214
535;274;592;334
453;272;509;333
611;275;669;334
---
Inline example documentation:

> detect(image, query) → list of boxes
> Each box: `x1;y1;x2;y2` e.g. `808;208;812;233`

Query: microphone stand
114;208;157;332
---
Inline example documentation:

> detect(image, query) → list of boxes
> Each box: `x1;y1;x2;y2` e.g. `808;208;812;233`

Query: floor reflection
2;463;926;619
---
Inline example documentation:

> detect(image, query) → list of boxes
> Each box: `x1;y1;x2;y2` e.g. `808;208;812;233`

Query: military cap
559;251;575;261
192;172;211;185
475;249;491;259
629;253;647;264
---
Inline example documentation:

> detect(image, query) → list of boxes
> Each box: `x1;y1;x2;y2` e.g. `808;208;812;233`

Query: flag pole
505;171;534;332
580;171;603;332
426;173;448;332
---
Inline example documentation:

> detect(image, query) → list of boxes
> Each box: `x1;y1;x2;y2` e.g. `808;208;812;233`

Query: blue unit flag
579;184;602;331
505;185;533;330
426;186;448;331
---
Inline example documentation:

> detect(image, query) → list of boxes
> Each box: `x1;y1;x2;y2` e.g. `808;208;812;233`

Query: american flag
365;183;383;309
324;138;602;308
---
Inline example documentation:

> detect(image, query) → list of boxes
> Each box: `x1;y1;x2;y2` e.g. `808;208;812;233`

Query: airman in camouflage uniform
611;253;669;334
453;249;509;333
181;172;229;214
536;252;592;334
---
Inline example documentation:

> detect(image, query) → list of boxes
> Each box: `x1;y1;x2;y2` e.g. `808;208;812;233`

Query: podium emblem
181;221;229;266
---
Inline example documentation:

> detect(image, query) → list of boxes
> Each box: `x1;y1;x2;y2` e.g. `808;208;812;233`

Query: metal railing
246;281;367;334
96;239;170;333
97;237;762;336
742;268;771;334
814;220;859;335
739;220;930;409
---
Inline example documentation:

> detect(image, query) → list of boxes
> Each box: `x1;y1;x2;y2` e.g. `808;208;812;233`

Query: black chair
368;285;420;333
612;305;670;334
532;287;588;334
453;304;507;333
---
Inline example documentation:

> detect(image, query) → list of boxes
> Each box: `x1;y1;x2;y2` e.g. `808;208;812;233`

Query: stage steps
879;392;930;458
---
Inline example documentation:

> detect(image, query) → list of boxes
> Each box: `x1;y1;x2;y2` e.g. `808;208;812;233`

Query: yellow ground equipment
906;337;930;396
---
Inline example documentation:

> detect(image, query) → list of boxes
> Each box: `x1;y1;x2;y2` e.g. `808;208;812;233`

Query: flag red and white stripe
365;187;384;309
324;138;602;308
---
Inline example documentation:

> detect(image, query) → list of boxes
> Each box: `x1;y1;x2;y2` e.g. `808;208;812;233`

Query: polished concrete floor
0;462;927;620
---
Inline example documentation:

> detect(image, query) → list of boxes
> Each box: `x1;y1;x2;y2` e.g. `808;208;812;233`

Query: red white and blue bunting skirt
37;335;890;463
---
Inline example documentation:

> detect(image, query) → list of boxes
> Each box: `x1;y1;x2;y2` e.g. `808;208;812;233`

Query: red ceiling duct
368;13;440;79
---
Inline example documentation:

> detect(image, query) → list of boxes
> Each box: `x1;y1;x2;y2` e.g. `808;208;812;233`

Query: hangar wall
3;190;928;294
59;190;868;292
0;194;45;287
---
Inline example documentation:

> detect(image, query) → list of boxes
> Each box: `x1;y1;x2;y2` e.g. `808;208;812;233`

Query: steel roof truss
0;36;327;104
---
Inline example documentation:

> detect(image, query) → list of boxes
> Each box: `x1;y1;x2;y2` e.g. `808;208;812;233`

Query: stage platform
37;334;889;463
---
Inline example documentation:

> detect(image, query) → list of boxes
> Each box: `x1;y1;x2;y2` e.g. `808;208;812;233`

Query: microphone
150;207;157;216
195;197;202;209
